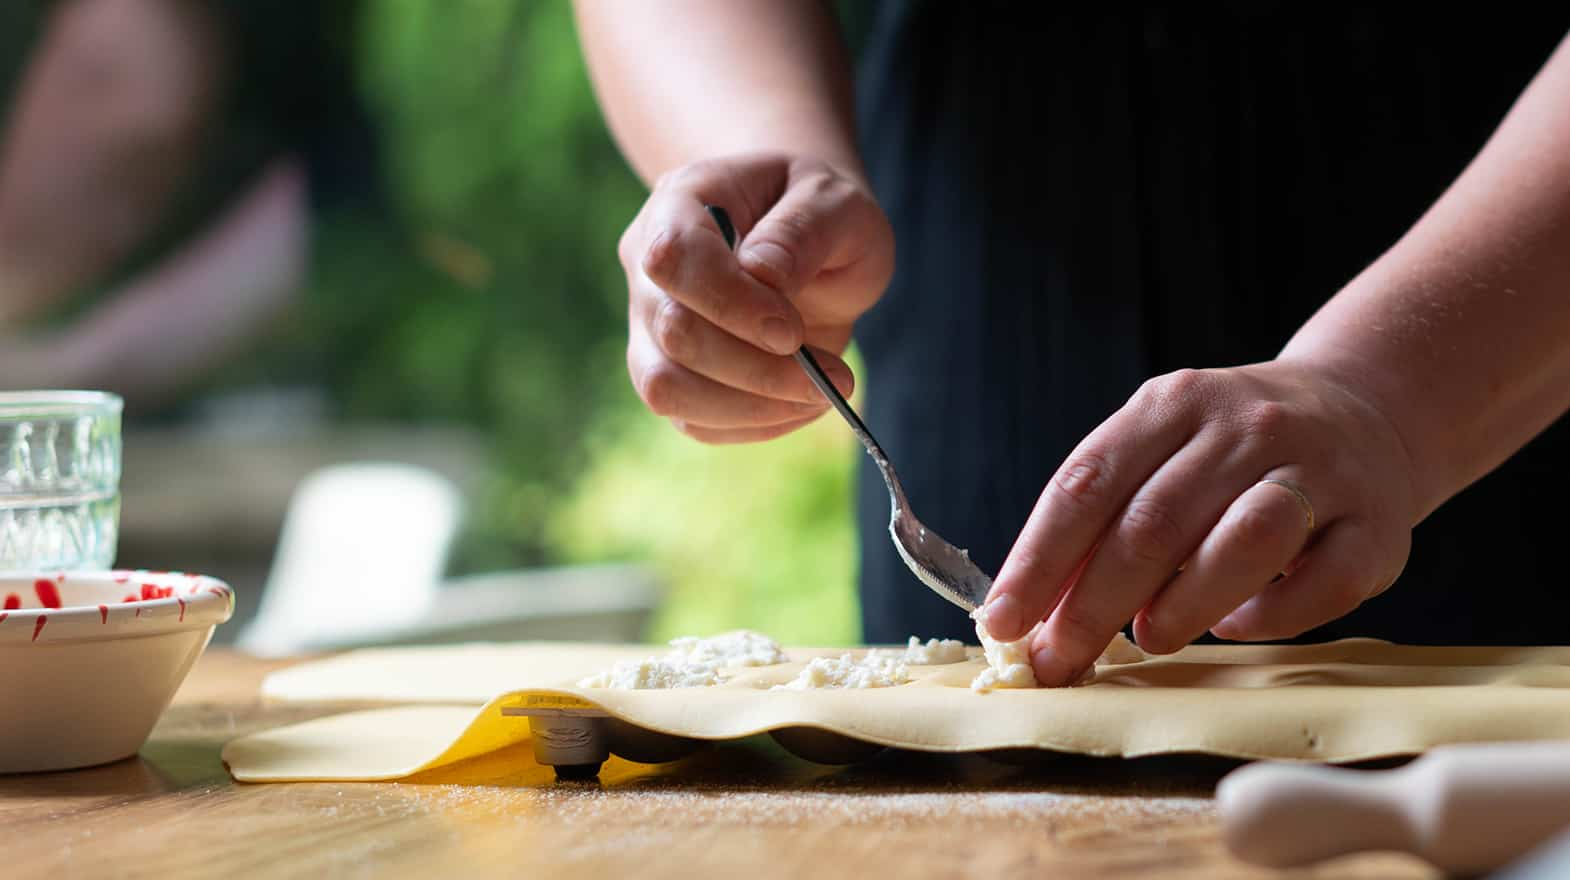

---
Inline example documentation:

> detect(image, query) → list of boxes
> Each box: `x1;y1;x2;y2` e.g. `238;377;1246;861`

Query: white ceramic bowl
0;570;233;773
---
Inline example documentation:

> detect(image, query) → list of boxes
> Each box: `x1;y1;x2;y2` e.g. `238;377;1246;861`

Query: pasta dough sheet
226;639;1570;783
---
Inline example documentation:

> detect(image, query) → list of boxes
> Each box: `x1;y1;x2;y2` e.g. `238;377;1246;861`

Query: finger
738;167;889;322
1208;519;1407;642
1024;431;1300;685
1133;477;1320;655
672;413;824;445
982;372;1211;644
636;188;805;356
638;287;854;404
628;329;828;428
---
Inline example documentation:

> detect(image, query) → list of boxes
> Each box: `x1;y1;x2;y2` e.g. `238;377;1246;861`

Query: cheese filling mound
868;636;968;665
578;630;787;689
577;656;724;690
775;652;910;690
971;611;1041;693
667;629;789;667
578;624;1141;693
970;609;1148;692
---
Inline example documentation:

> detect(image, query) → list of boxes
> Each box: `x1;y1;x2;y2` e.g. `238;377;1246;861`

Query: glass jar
0;392;122;571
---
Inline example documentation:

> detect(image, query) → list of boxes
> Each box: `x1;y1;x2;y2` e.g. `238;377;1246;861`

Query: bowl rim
0;390;123;418
0;570;232;644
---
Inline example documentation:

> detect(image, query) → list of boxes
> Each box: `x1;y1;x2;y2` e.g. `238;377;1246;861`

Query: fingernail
742;242;795;285
1029;643;1080;688
759;317;798;355
981;594;1026;642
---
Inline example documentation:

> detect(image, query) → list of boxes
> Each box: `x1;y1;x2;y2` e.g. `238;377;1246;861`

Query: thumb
737;170;875;300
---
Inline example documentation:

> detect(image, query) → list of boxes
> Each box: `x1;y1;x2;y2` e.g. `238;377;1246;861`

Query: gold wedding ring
1258;478;1315;531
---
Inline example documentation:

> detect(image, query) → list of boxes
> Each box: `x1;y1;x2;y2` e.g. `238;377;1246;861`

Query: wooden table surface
1;650;1439;880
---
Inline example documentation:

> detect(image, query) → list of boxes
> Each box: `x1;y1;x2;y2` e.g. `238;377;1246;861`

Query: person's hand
618;152;893;443
981;359;1422;685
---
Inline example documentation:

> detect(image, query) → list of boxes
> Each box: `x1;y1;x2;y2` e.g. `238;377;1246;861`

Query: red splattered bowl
0;570;234;773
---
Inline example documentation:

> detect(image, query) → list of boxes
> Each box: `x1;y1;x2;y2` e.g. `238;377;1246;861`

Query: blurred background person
0;1;855;652
0;0;370;409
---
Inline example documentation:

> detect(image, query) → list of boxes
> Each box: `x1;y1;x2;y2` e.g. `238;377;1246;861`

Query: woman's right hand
618;152;894;444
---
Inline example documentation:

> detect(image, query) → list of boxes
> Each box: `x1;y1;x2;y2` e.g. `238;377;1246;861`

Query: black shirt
853;4;1570;645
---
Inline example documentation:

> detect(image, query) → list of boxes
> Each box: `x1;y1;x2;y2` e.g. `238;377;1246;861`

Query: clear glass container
0;391;122;571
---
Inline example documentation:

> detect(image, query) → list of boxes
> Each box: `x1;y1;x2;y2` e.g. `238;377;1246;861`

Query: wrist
1277;335;1442;523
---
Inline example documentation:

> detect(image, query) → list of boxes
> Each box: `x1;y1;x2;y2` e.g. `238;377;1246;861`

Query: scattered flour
400;782;1215;832
579;630;787;689
775;653;911;690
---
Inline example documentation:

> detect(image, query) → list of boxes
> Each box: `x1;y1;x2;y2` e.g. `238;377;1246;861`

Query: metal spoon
706;205;992;612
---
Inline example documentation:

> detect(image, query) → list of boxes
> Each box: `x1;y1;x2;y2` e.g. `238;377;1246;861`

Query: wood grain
0;650;1438;879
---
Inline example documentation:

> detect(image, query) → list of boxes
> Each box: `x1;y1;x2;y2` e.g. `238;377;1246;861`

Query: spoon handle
704;204;891;465
791;348;889;463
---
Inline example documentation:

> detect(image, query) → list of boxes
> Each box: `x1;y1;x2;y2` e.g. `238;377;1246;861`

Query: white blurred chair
238;462;462;655
237;461;661;655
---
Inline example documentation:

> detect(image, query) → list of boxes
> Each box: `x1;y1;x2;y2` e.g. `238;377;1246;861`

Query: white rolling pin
1216;741;1570;875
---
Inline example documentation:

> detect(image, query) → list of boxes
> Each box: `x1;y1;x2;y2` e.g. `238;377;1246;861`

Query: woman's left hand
980;359;1422;686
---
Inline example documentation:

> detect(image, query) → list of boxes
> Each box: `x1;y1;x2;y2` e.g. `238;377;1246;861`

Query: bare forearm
1284;33;1570;518
572;0;863;184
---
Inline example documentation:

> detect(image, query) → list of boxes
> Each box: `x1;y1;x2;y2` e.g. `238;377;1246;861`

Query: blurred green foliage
550;368;862;647
254;0;861;643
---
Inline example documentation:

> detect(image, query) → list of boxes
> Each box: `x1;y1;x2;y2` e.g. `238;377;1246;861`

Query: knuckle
771;207;816;244
641;225;689;285
1236;400;1290;447
749;210;817;284
1119;496;1186;564
1136;368;1208;412
1226;504;1292;553
1050;451;1116;511
636;361;683;417
649;298;700;363
801;169;853;204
